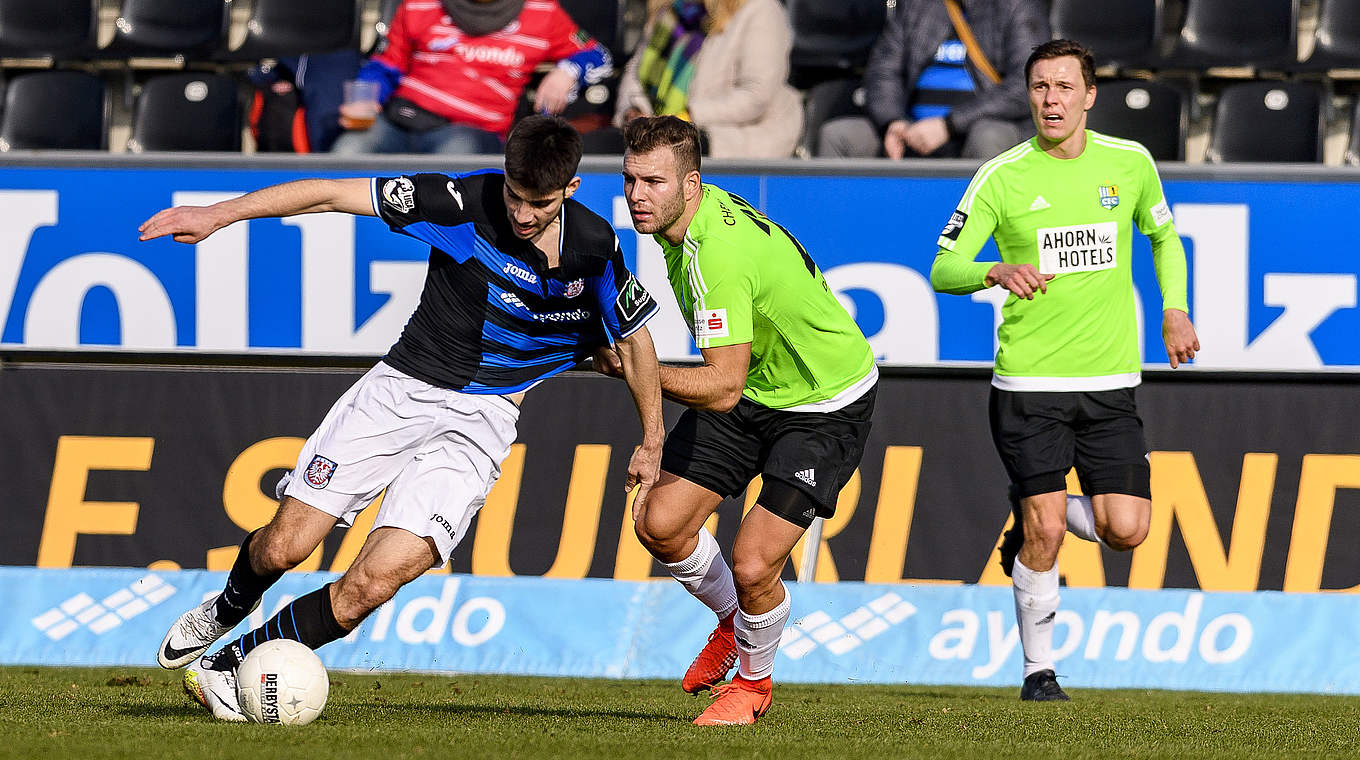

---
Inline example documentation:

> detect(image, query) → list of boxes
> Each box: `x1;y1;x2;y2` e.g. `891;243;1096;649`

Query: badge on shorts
304;455;338;488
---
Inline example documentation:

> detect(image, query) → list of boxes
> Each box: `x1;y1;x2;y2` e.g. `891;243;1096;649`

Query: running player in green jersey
930;40;1199;701
596;116;877;725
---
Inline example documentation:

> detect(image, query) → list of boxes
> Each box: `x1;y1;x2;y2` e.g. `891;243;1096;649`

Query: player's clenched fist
138;205;224;244
986;262;1056;300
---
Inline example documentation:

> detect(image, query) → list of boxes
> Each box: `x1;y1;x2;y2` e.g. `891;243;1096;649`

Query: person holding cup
331;0;612;155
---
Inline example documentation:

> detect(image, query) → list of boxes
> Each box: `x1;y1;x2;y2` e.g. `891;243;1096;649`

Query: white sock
662;529;738;620
734;584;790;681
1065;494;1104;544
1012;558;1060;678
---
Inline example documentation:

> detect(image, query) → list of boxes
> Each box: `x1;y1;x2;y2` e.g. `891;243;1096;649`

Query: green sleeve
1134;154;1189;313
930;181;1000;295
689;234;754;349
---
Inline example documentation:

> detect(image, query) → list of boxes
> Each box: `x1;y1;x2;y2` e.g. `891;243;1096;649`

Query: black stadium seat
788;0;891;85
1049;0;1160;70
1297;0;1360;69
226;0;361;60
106;0;229;58
1087;79;1187;161
0;71;106;150
1163;0;1298;69
1206;81;1322;163
0;0;98;58
128;73;241;152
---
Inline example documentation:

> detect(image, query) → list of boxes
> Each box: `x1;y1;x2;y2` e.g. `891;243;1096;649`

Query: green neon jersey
930;131;1189;391
658;184;876;410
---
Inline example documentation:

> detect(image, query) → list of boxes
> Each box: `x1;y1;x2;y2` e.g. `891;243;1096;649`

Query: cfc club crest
304;455;338;489
1098;184;1120;210
564;278;585;298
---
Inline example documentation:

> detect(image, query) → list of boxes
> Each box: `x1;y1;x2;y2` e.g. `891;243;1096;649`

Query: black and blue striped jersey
370;170;658;394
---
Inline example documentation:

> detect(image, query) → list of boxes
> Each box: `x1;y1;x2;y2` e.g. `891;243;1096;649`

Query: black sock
231;583;350;661
213;529;283;627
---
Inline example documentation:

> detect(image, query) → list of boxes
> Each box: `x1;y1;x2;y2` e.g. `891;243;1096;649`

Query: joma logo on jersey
502;262;538;284
1098;184;1120;210
1037;222;1118;274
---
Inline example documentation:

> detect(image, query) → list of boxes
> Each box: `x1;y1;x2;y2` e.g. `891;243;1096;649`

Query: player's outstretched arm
614;326;665;516
1162;308;1199;368
138;178;376;244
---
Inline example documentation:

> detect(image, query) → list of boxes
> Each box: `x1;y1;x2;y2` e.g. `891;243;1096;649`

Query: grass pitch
2;666;1357;760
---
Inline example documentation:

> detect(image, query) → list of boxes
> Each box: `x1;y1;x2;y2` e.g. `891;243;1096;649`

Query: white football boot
158;596;257;669
183;648;247;722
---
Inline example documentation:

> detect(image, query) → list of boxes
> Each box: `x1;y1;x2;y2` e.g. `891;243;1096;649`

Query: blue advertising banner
6;567;1358;695
0;163;1356;368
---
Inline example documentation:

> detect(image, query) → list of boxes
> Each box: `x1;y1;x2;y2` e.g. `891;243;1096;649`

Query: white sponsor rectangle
1037;221;1118;274
1150;198;1173;227
693;308;729;340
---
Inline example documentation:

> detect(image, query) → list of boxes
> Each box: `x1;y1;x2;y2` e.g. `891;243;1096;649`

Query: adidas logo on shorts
794;468;816;487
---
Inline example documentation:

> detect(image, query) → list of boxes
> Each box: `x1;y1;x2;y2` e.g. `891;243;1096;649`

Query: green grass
1;666;1358;759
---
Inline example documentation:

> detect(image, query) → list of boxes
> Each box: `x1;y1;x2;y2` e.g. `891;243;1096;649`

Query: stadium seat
1049;0;1160;70
128;73;241;152
798;77;866;157
1345;98;1360;165
559;0;625;59
1086;80;1187;161
0;0;98;58
1163;0;1298;69
787;0;891;86
226;0;361;60
105;0;229;58
1297;0;1360;69
0;71;106;150
1205;81;1322;163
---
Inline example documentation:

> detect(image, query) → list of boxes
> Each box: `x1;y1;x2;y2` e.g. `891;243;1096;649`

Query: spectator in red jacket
332;0;612;154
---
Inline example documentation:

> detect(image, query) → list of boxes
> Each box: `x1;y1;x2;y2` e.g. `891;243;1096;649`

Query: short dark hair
1025;39;1096;89
503;115;582;194
623;116;701;177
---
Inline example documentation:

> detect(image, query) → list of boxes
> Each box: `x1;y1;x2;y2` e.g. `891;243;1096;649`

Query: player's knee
730;555;779;597
634;515;685;558
1100;516;1148;552
333;567;399;618
1027;512;1068;553
251;533;309;574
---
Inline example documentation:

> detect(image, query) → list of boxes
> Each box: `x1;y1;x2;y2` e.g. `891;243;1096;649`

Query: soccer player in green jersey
930;40;1200;701
596;116;877;725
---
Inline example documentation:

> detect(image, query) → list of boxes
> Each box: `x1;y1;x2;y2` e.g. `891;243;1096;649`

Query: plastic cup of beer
340;79;380;130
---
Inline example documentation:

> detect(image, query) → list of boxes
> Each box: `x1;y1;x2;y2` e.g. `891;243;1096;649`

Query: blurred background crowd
0;0;1356;164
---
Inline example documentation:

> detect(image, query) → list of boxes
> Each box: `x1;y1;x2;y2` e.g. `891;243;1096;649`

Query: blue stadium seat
226;0;361;60
1206;81;1322;163
1087;79;1187;161
1163;0;1298;69
128;73;241;152
0;71;106;150
105;0;229;58
1050;0;1161;70
0;0;98;58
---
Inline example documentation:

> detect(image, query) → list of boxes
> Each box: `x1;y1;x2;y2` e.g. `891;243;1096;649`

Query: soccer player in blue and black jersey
139;115;664;721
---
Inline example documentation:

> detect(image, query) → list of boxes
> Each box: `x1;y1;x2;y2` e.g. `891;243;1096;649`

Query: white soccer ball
236;639;329;725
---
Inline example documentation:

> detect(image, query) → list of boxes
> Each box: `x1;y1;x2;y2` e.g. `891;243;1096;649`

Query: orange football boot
681;613;737;693
693;675;772;726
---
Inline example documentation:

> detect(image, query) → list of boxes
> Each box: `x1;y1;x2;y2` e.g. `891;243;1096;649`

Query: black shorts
988;386;1150;499
661;384;876;529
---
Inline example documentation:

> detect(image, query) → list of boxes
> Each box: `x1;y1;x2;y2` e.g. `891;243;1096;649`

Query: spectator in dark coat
817;0;1049;159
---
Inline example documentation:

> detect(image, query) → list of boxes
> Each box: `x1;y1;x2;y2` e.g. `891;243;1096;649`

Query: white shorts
276;361;519;565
